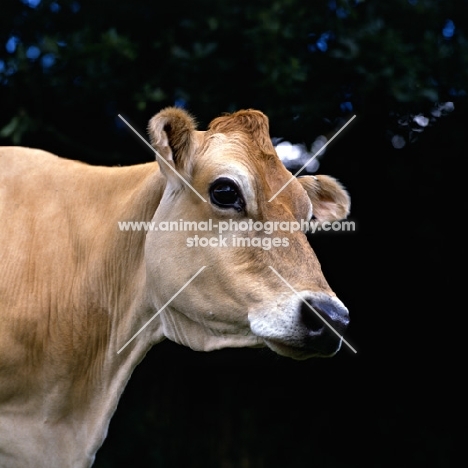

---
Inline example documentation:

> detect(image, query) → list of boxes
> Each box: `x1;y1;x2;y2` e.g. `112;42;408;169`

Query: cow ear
147;107;197;181
298;175;351;222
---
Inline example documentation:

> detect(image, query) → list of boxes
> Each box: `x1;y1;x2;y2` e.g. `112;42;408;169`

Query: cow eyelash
209;177;245;212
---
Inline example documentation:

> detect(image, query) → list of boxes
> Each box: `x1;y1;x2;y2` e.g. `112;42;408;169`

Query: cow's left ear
298;175;350;222
148;107;197;181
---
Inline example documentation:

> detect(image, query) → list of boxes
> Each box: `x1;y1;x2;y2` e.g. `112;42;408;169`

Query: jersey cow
0;107;351;467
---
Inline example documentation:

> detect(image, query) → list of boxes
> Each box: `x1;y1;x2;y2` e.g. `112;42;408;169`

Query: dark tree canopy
1;0;467;165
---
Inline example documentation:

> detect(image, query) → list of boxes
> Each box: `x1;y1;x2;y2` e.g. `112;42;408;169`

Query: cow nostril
296;295;350;356
300;300;326;333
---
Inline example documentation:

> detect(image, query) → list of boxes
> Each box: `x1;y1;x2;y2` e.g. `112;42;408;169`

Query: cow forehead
194;131;312;220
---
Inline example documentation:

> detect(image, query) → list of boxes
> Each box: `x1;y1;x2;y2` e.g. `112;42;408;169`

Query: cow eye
209;178;245;212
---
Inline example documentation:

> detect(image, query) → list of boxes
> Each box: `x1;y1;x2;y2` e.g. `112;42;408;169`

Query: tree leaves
0;0;466;162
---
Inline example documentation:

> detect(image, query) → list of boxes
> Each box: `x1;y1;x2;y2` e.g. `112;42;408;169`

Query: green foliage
1;0;467;161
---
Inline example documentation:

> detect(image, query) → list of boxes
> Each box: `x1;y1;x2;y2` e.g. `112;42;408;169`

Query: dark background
1;1;466;466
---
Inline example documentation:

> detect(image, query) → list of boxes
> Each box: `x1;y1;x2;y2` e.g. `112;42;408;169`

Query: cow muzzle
298;294;349;357
249;292;350;359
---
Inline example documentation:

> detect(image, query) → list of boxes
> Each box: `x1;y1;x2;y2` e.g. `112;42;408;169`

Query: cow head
146;107;350;359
